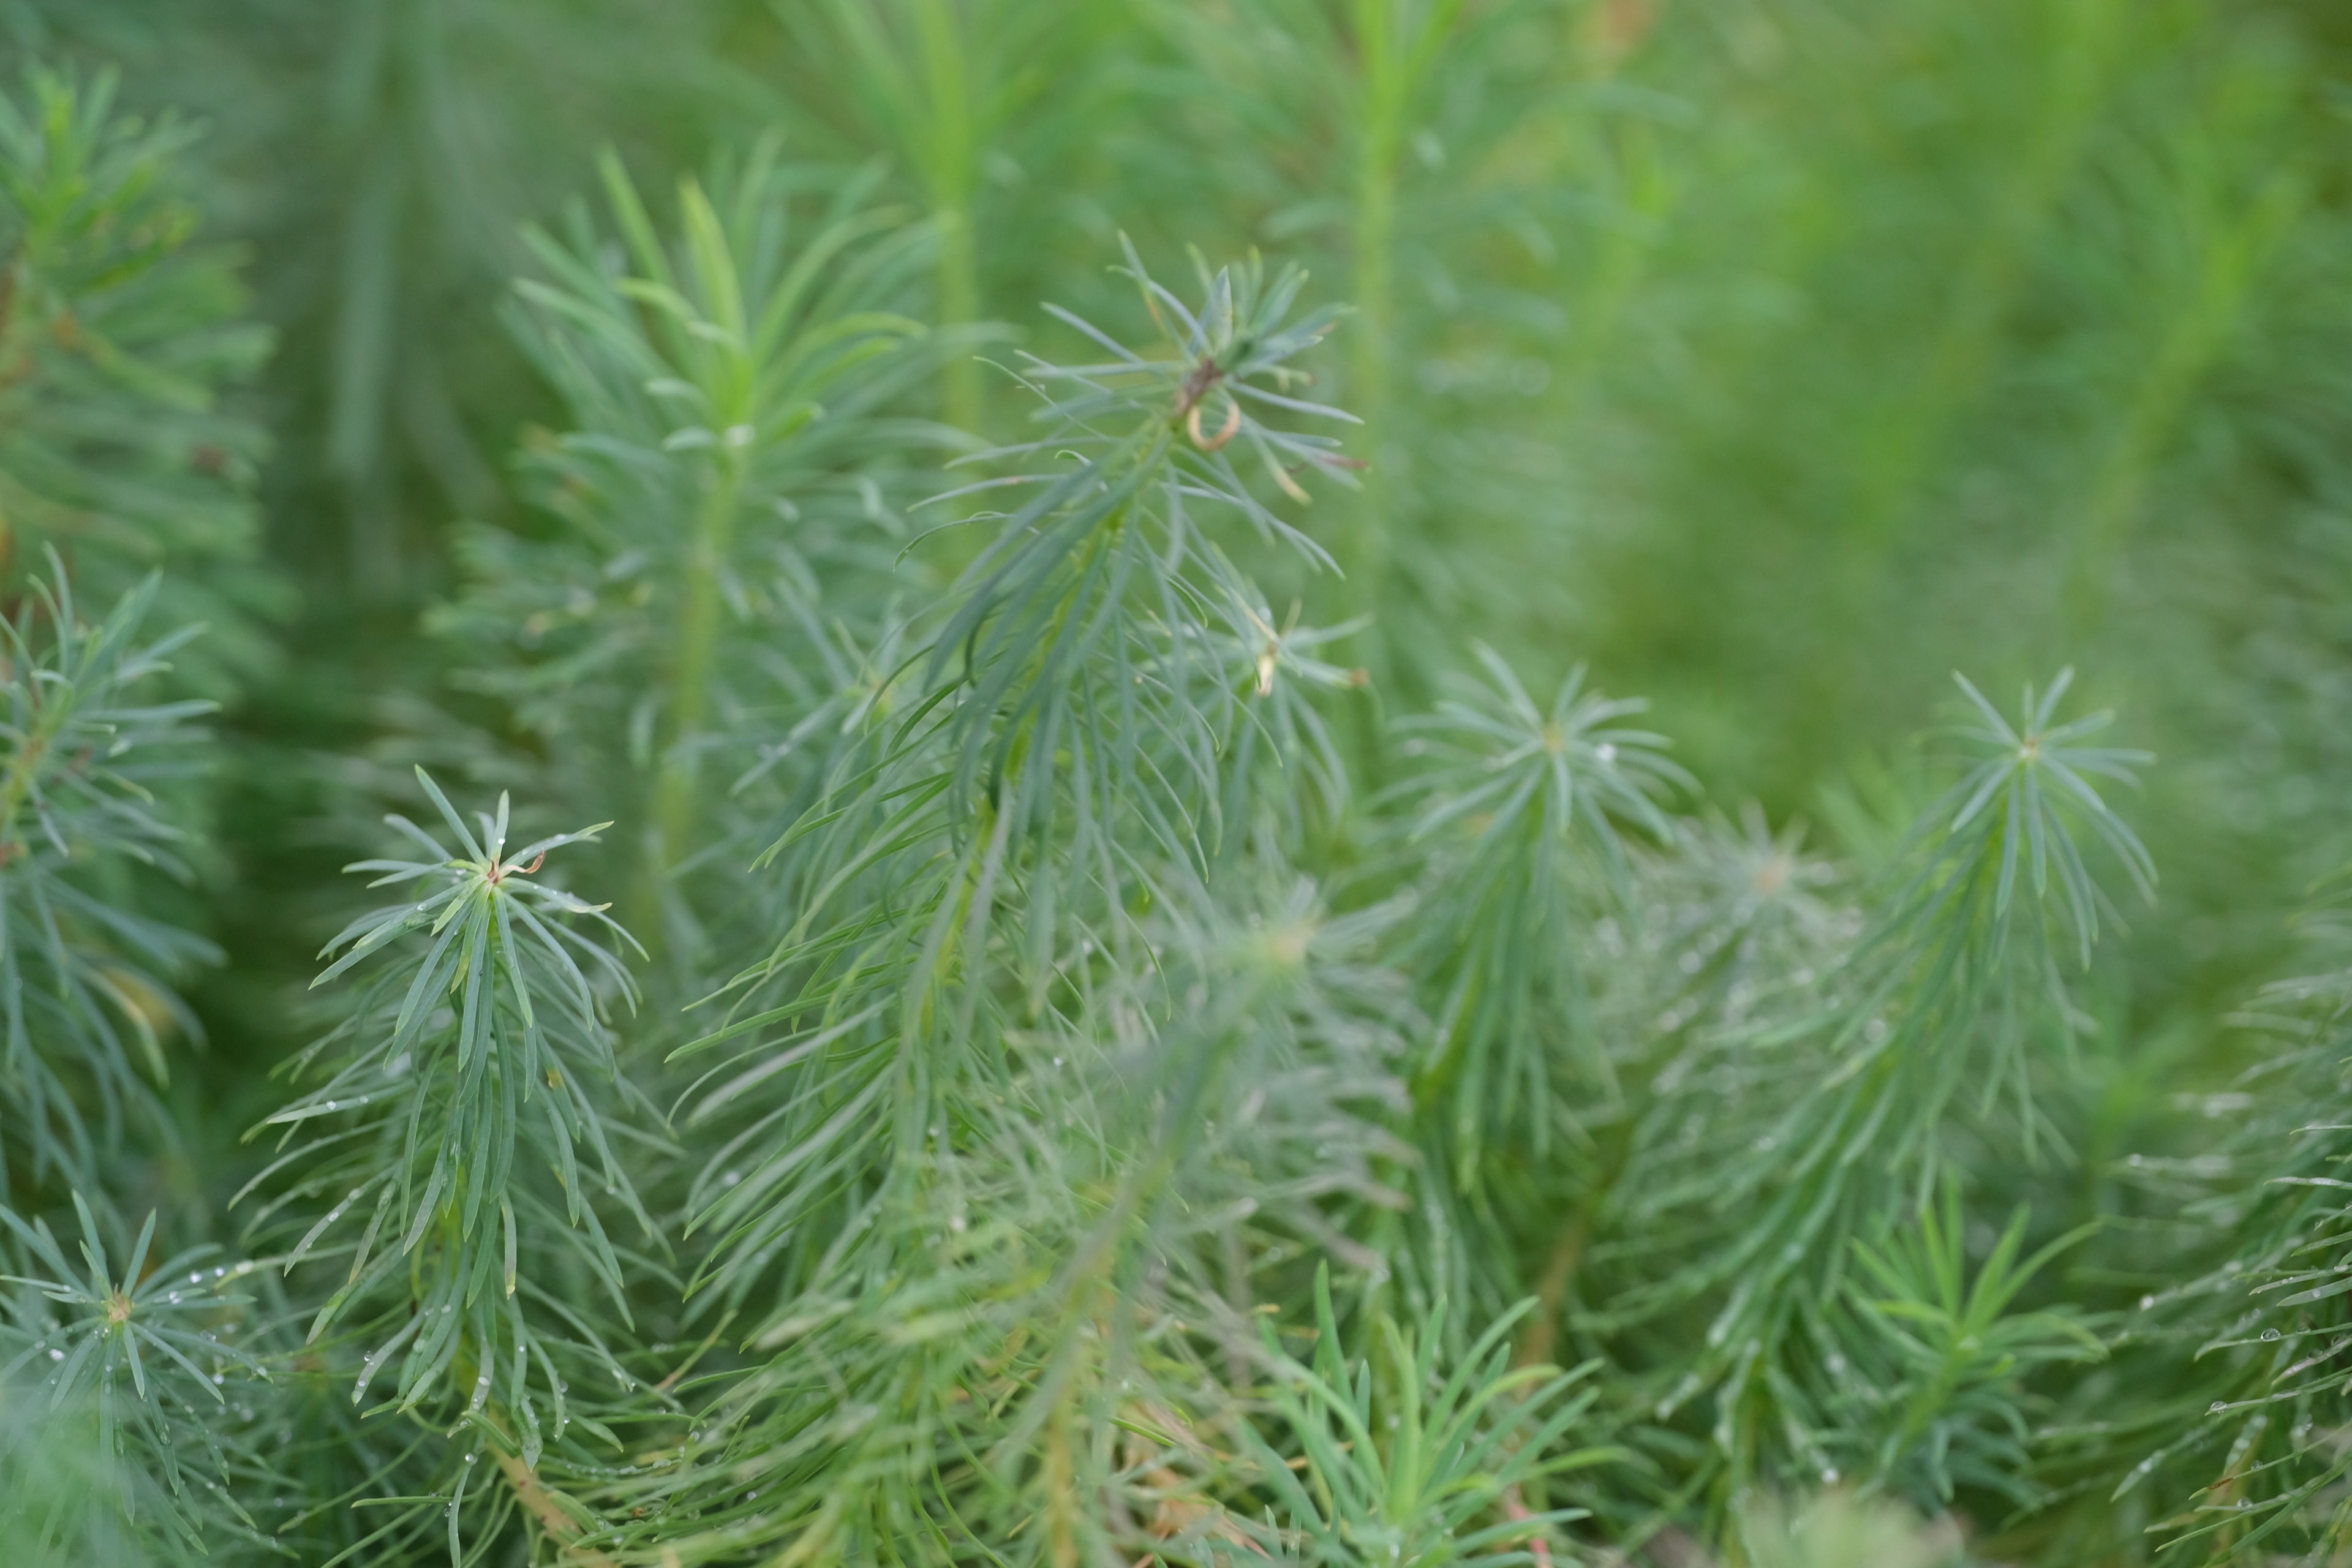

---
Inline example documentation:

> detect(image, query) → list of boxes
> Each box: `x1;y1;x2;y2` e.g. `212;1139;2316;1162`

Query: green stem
913;0;984;437
642;457;745;930
1343;0;1406;647
0;671;73;859
1845;0;2124;554
1559;119;1672;410
1558;3;1673;412
935;198;982;435
483;1404;616;1566
0;252;32;575
2065;165;2299;632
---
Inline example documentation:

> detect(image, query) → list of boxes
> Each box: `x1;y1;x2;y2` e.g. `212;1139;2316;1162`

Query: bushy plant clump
5;3;2352;1561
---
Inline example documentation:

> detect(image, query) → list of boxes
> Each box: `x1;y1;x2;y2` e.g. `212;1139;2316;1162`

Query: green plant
12;9;2352;1566
426;143;943;949
0;1197;274;1557
0;564;216;1204
1233;1265;1613;1566
0;65;276;689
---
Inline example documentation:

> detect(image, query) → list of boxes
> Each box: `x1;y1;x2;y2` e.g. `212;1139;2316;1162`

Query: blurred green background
5;0;2347;1071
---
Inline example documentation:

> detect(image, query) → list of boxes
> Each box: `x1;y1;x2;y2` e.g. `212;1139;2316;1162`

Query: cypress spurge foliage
1234;1264;1613;1564
0;67;274;687
680;242;1365;1298
1826;1183;2102;1507
0;1197;273;1555
431;143;943;945
28;20;2352;1562
2119;883;2352;1560
1123;0;1581;690
1396;648;1688;1188
0;202;2177;1562
597;246;1400;1564
1596;671;2152;1511
239;769;653;1528
771;0;1128;436
0;564;214;1204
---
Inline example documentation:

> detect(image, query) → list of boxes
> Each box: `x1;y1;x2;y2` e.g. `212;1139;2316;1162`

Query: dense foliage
3;2;2352;1563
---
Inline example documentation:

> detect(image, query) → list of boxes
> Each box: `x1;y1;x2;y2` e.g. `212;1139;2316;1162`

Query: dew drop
2210;1401;2228;1414
2139;1295;2155;1311
2263;1328;2282;1341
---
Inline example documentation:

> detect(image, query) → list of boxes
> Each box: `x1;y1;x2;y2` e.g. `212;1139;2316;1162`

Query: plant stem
1845;0;2124;555
2065;162;2297;631
1557;0;1670;414
1342;0;1407;652
935;198;982;434
496;1455;619;1567
0;661;71;858
643;455;744;933
1514;1111;1637;1371
913;0;984;437
0;252;28;574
